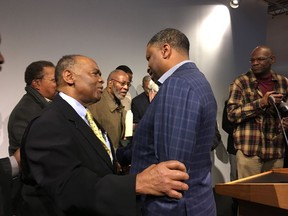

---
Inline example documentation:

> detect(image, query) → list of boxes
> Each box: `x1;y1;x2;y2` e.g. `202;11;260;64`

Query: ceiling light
230;0;240;9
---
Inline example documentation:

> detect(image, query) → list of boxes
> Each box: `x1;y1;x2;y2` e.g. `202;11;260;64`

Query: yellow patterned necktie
86;110;111;156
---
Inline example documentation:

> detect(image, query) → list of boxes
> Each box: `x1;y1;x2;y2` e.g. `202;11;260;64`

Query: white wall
0;0;269;184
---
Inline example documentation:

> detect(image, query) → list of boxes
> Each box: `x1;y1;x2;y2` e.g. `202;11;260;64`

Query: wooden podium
215;168;288;216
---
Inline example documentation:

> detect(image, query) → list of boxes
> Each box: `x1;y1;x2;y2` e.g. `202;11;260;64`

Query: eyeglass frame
110;79;131;87
35;77;56;83
249;56;272;63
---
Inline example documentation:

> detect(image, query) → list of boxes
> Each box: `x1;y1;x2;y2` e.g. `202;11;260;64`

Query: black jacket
8;86;50;155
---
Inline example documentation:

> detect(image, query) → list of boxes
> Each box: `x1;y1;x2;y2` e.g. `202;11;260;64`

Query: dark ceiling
263;0;288;17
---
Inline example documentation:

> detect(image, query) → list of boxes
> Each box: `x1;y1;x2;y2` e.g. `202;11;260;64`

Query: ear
270;55;276;64
31;79;41;90
62;69;75;86
161;43;171;59
108;79;113;89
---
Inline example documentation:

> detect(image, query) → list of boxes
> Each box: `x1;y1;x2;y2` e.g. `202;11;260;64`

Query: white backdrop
0;0;269;184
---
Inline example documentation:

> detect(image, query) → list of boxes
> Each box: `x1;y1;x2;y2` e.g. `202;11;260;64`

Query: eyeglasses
249;56;272;63
40;77;56;83
35;77;56;83
111;79;131;87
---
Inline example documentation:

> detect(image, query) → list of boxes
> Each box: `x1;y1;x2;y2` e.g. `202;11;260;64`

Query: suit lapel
55;95;115;171
93;118;117;161
76;119;115;169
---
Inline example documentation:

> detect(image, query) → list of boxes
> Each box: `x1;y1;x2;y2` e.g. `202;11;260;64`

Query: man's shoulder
90;95;109;110
88;92;112;118
132;92;146;102
9;93;43;120
30;99;70;126
232;71;252;83
169;65;206;87
272;71;288;80
14;93;37;106
99;89;113;104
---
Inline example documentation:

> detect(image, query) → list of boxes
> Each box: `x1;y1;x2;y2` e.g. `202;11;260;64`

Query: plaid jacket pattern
227;70;288;159
131;62;217;216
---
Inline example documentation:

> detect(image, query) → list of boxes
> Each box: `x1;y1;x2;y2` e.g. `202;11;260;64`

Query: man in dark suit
8;60;56;215
20;54;189;216
8;60;56;155
130;28;217;215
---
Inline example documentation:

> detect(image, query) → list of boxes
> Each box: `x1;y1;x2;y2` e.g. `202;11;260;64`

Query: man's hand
148;89;157;102
13;148;21;167
135;160;189;199
261;91;284;108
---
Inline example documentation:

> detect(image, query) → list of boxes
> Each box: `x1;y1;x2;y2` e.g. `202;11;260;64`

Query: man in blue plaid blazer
131;28;217;216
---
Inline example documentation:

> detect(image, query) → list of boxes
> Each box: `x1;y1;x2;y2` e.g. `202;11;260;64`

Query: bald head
107;70;128;82
251;45;273;56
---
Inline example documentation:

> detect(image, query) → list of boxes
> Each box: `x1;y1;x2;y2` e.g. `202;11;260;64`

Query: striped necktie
86;110;111;156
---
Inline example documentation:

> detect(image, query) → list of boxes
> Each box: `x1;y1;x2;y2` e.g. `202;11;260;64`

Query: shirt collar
44;97;52;103
158;60;192;85
59;92;88;124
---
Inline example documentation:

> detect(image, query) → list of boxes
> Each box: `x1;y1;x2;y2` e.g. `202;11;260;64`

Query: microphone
267;94;288;149
268;95;275;104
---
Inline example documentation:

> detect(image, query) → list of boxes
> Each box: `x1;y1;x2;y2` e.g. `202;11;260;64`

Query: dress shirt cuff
9;156;19;177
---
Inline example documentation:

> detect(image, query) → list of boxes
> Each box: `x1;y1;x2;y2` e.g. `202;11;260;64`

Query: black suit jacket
131;92;150;124
21;94;138;216
0;157;12;216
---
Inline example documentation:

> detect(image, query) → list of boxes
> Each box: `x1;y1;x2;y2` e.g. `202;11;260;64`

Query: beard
112;86;126;100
